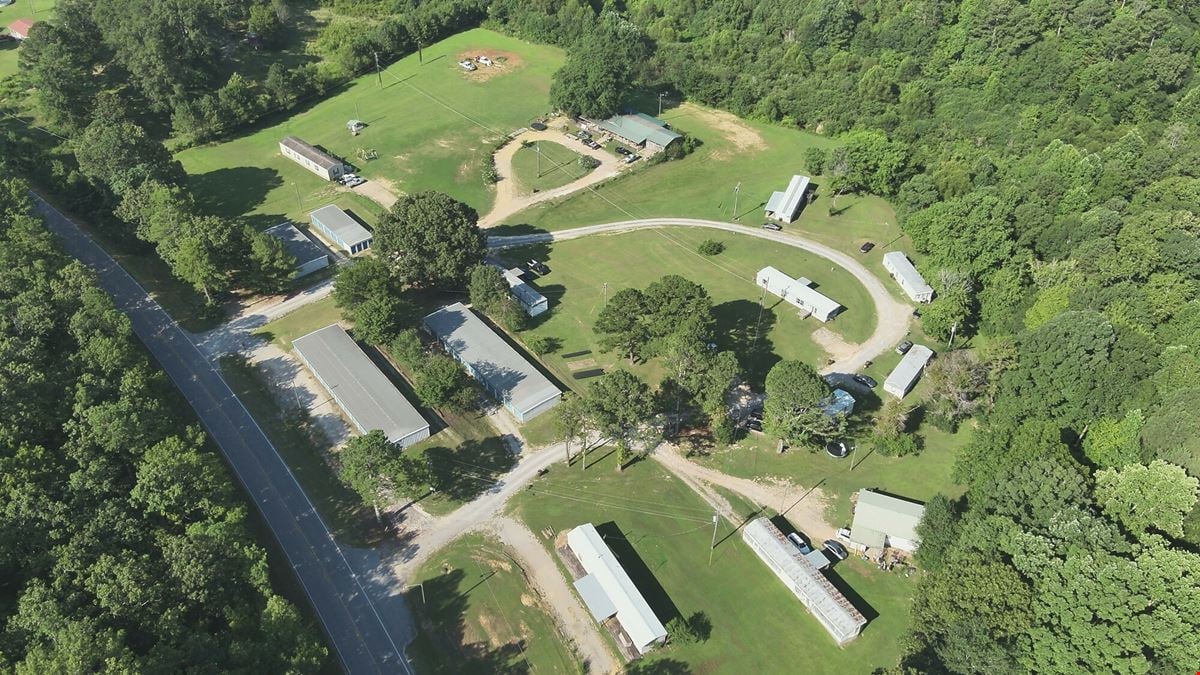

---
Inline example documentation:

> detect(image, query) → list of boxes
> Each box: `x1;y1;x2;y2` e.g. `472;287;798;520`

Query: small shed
309;204;372;255
347;120;365;133
764;175;812;222
264;222;330;278
8;19;36;40
883;344;933;399
882;252;934;303
499;266;548;317
849;490;926;553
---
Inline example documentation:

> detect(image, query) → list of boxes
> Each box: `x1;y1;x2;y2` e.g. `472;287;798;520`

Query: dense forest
0;176;326;670
5;0;1200;671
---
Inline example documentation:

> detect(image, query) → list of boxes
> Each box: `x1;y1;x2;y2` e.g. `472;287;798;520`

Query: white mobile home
309;205;372;255
756;266;843;322
883;344;934;399
568;523;667;655
499;266;549;317
882;252;934;303
764;175;812;222
279;136;347;181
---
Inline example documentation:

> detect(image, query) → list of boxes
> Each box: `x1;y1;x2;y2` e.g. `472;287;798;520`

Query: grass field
494;100;915;269
498;227;877;389
511;140;592;194
508;450;917;673
406;533;583;674
178;29;565;229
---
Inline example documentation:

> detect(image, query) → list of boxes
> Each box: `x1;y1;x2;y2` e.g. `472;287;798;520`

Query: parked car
526;260;550;276
624;154;640;164
825;441;849;459
458;59;476;71
476;55;493;66
859;241;875;254
836;527;852;541
530;121;547;131
853;374;877;388
762;222;783;231
747;409;763;422
614;146;630;156
585;140;601;150
346;177;366;187
824;540;849;560
577;130;592;139
339;173;359;184
786;532;813;554
746;419;763;432
895;340;913;355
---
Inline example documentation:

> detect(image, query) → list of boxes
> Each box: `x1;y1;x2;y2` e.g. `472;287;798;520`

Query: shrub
697;239;724;256
579;155;600;170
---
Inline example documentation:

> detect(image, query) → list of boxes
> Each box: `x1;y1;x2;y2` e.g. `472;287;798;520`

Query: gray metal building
883;344;934;399
422;302;562;422
279;136;347;181
264;222;330;278
293;324;430;447
309;205;373;255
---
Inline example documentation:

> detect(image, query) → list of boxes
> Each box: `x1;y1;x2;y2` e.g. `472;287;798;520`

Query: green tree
130;429;233;525
338;430;393;506
594;288;649;363
549;30;645;118
762;360;834;445
74;98;185;198
1095;460;1199;539
552;393;589;465
414;354;475;411
585;369;658;470
373;191;484;289
248;3;285;47
1082;409;1145;468
468;264;524;329
245;227;296;294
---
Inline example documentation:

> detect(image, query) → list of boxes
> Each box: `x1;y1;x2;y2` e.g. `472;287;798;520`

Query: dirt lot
678;103;767;158
457;50;525;82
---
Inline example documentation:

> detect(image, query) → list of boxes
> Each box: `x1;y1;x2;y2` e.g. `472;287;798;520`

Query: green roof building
598;112;682;151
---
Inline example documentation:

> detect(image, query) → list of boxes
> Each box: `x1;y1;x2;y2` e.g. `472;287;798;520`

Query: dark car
853;374;877;389
746;419;763;432
578;130;592;139
762;222;783;231
824;540;849;560
614;146;631;156
526;260;550;276
584;140;601;150
530;121;548;131
859;241;875;254
825;441;849;459
896;340;913;355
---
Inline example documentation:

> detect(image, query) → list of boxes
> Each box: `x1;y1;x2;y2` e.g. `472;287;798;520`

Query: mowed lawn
495;101;916;272
511;140;592;194
406;533;583;674
178;29;564;229
507;451;917;673
0;0;56;80
498;227;877;389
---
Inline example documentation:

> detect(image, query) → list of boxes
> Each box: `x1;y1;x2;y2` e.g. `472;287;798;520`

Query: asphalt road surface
36;196;415;675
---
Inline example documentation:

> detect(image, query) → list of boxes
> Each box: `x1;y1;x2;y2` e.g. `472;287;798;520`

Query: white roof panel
567;523;666;654
756;266;842;321
883;252;933;300
851;490;926;545
777;174;811;221
883;344;933;397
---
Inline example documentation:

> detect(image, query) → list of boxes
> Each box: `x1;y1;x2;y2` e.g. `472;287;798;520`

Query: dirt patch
457;50;525;82
566;357;598;371
475;613;510;648
680;103;766;159
520;594;536;608
434;137;455;149
811;327;859;362
458;157;479;180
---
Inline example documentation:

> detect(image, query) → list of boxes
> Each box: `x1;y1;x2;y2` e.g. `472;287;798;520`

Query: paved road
489;218;914;374
35;197;416;675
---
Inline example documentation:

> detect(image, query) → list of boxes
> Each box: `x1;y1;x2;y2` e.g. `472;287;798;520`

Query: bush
667;612;712;645
875;432;922;457
697;239;724;256
579;155;600;170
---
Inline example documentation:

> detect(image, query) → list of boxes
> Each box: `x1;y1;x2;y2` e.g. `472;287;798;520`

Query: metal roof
742;518;866;644
264;222;328;268
765;191;787;214
598;113;682;147
292;324;429;445
768;175;811;221
756;266;842;321
574;574;618;621
804;548;832;570
819;388;856;417
310;205;372;247
567;523;667;654
422;303;561;416
851;490;926;546
882;252;933;301
883;344;934;397
500;267;548;312
280;136;344;171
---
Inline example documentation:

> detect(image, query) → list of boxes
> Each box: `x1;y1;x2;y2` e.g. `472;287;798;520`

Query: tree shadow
189;166;284;221
713;299;779;388
425;437;516;504
625;658;693;674
487;223;552;238
594;521;681;626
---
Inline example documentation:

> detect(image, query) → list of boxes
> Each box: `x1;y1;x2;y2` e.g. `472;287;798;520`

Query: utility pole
536;142;541;177
948;321;958;349
417;39;423;64
293;183;302;211
374;52;383;89
708;513;719;567
850;443;859;471
603;282;608;306
355;102;361;121
732;182;742;220
658;92;667;116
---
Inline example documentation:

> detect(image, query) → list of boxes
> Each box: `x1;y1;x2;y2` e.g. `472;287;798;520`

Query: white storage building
742;518;866;645
264;222;330;279
279;136;347;181
756;266;843;322
567;523;667;655
292;324;430;448
422;303;561;422
882;252;934;303
764;174;812;222
883;344;934;399
849;490;926;553
310;205;373;255
499;266;549;317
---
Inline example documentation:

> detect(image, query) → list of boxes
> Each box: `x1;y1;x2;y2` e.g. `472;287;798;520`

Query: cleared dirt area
677;103;767;158
457;49;525;82
812;326;859;362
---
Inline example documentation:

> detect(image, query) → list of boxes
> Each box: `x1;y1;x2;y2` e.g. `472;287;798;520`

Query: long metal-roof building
567;523;667;655
882;252;934;303
756;266;843;322
293;324;430;447
422;302;561;422
742;518;867;645
598;112;682;151
883;344;934;399
279;136;347;181
764;174;812;222
849;490;926;553
310;205;372;255
264;222;330;279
